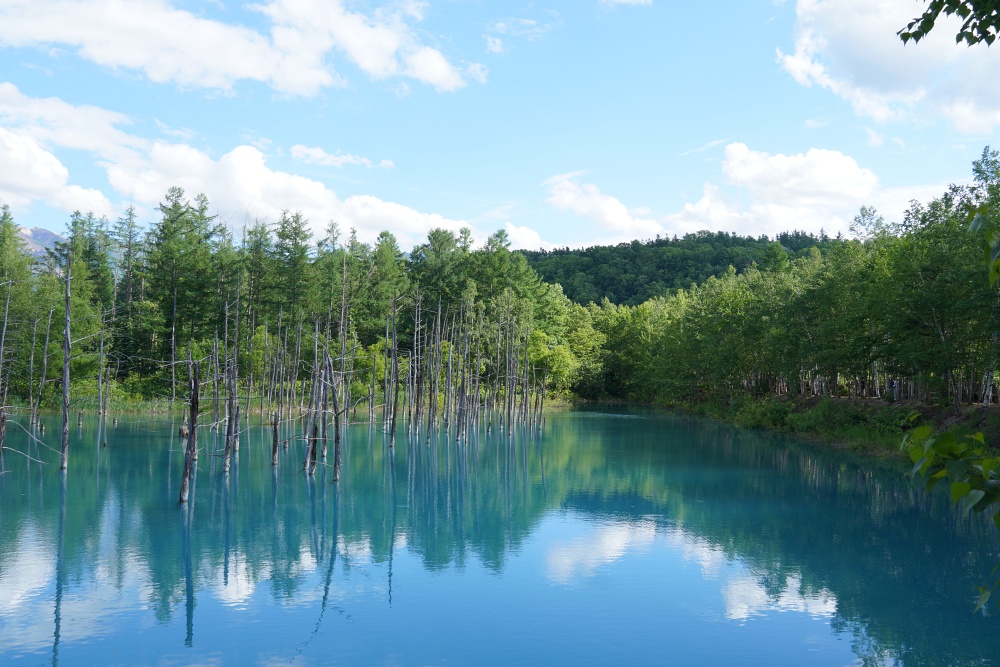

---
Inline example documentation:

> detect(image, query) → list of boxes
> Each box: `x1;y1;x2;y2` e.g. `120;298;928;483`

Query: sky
0;0;998;251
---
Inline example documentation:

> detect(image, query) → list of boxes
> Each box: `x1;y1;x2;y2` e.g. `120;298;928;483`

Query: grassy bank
664;394;1000;457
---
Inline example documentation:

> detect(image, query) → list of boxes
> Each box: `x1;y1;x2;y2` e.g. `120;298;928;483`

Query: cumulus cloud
0;84;476;247
0;0;479;95
504;222;554;250
103;141;470;247
0;82;142;163
545;172;665;242
668;142;881;237
778;0;1000;132
549;143;946;241
0;128;115;215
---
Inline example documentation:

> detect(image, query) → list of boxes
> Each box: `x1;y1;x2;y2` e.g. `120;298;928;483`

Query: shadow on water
0;408;998;665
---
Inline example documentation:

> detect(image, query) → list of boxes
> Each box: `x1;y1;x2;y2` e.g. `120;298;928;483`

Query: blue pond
1;408;999;666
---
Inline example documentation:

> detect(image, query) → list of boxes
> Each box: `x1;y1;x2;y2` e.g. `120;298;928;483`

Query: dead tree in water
271;411;279;466
179;360;200;503
320;354;330;461
303;361;321;474
388;295;400;448
222;358;236;475
331;354;342;482
60;251;71;471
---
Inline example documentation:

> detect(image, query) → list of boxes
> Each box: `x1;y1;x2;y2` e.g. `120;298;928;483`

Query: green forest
0;148;999;452
523;229;837;306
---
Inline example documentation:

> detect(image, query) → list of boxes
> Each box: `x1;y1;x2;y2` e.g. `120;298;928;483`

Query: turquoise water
1;407;999;666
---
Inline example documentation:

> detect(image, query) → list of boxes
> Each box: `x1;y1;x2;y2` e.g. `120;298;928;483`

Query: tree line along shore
0;149;998;456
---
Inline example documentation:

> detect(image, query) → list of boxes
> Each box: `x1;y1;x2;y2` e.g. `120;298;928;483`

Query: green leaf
963;489;987;513
951;481;972;504
946;459;970;479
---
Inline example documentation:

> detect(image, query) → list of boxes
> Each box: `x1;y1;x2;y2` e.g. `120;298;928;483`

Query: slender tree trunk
60;252;71;471
97;310;105;416
171;285;178;403
271;411;279;466
332;354;342;482
389;295;400;448
179;360;200;503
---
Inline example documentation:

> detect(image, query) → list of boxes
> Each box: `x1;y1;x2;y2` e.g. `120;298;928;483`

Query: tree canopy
899;0;1000;46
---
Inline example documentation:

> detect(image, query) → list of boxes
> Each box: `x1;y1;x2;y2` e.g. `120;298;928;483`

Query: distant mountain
17;227;64;258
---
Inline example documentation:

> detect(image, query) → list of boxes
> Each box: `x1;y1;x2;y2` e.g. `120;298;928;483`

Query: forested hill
522;230;838;305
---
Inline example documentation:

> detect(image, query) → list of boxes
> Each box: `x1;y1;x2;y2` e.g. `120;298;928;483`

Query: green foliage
731;395;791;430
899;1;1000;46
903;425;1000;609
523;229;836;306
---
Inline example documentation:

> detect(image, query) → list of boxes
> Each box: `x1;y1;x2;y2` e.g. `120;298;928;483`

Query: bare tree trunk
213;331;220;428
179;360;200;503
303;367;319;472
320;357;329;462
271;411;279;466
389;295;400;448
331;354;342;482
97;310;105;416
171;285;178;403
60;252;72;471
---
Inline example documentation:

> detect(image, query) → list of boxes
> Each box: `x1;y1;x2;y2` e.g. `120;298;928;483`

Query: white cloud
778;0;1000;132
466;63;489;85
544;172;665;241
153;118;196;141
0;0;478;95
679;138;727;157
504;222;553;250
667;184;755;236
549;143;939;241
722;142;878;208
490;18;552;40
0;128;115;215
290;145;393;169
668;142;880;237
0;82;142;163
485;15;558;54
0;84;474;247
865;127;884;148
104;142;471;247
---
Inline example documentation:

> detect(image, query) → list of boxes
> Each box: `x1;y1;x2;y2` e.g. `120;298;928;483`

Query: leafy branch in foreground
899;1;1000;47
903;425;1000;609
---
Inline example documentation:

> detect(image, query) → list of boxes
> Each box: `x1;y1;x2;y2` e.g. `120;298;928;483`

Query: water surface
1;408;998;666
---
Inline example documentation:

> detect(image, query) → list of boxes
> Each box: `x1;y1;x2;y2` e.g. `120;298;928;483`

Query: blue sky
0;0;997;250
